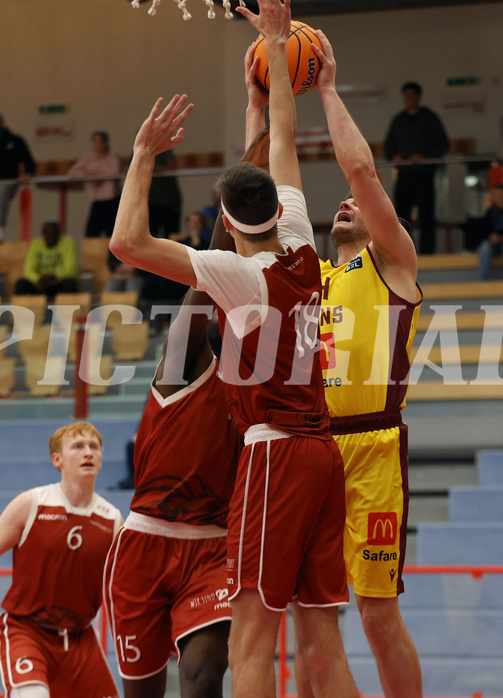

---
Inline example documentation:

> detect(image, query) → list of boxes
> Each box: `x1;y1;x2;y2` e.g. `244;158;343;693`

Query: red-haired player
0;422;122;698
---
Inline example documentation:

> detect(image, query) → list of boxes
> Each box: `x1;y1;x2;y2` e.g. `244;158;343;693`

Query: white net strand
131;0;245;19
222;0;232;19
148;0;162;14
204;0;216;19
172;0;192;19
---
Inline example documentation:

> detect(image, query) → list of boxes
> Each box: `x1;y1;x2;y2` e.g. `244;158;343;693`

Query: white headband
221;200;279;235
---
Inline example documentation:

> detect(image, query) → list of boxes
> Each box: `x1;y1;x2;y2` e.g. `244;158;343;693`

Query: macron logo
38;514;68;521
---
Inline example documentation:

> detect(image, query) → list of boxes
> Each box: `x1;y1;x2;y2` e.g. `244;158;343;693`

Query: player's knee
358;597;401;642
296;638;318;667
180;655;227;698
296;633;345;678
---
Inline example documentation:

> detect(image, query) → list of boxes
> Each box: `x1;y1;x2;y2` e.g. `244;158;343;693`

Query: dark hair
401;82;422;97
43;218;60;233
216;162;278;238
494;183;503;191
92;130;109;143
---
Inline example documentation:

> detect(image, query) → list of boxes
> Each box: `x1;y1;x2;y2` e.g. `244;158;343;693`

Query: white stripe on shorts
244;423;293;446
125;512;227;539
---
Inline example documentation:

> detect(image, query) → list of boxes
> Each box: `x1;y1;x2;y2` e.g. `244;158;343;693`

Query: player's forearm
110;148;155;263
246;104;267;150
321;87;376;183
266;39;297;155
111;150;196;286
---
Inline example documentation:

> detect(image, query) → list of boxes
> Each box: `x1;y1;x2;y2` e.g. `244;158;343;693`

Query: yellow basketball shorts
332;411;409;598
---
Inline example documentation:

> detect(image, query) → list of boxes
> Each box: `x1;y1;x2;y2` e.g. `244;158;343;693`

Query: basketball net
131;0;246;20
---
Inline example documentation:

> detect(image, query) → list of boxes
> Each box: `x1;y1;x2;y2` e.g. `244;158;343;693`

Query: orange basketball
253;21;322;96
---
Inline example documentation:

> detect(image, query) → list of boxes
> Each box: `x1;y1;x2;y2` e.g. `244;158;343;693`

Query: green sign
38;105;67;114
446;77;480;87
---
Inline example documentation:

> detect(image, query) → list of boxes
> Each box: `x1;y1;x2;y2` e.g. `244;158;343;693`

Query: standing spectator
477;183;503;280
15;219;79;297
384;82;449;254
0;422;122;698
68;130;121;237
148;150;182;238
0;111;36;241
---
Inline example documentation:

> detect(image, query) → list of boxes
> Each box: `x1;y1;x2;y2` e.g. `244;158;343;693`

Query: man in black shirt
0;111;36;240
384;82;449;254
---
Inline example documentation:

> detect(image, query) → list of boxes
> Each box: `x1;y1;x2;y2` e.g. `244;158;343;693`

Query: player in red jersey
109;2;357;696
103;132;269;698
103;287;240;698
0;422;122;698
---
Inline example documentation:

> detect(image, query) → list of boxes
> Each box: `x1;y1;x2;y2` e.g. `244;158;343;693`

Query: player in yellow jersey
295;32;424;698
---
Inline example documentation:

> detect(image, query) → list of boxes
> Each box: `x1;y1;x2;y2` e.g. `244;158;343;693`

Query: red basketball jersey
130;358;240;527
2;483;121;632
187;185;330;439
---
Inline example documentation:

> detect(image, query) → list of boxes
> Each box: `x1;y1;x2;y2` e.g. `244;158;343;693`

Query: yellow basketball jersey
319;246;422;417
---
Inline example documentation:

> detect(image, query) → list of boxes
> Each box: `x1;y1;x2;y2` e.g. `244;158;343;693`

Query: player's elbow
346;160;378;188
109;235;122;259
109;235;133;265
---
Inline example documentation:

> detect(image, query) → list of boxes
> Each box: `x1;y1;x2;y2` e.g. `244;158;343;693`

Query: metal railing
2;154;501;241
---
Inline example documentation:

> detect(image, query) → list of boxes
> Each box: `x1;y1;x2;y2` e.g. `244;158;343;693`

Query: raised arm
238;0;301;190
153;126;273;399
314;31;417;282
244;43;269;150
109;95;196;286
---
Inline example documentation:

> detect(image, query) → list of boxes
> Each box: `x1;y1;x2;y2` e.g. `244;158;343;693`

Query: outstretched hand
133;95;194;157
312;29;335;93
237;0;291;43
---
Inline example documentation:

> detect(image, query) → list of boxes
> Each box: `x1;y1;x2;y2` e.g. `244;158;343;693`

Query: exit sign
447;77;480;87
38;105;67;114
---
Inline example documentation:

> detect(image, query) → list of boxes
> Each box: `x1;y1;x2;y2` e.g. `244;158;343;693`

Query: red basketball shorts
0;613;119;698
103;514;232;680
226;426;349;611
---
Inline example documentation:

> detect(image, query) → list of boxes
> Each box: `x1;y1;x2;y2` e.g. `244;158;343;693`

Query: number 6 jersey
2;483;122;632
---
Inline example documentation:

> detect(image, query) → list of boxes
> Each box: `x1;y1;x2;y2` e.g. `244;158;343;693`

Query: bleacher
0;237;159;414
339;448;503;696
403;255;503;462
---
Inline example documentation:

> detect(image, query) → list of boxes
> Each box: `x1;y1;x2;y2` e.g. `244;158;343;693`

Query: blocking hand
237;0;291;44
133;95;194;158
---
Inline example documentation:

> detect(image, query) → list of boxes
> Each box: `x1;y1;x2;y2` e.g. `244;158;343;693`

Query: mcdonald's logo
367;512;397;545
